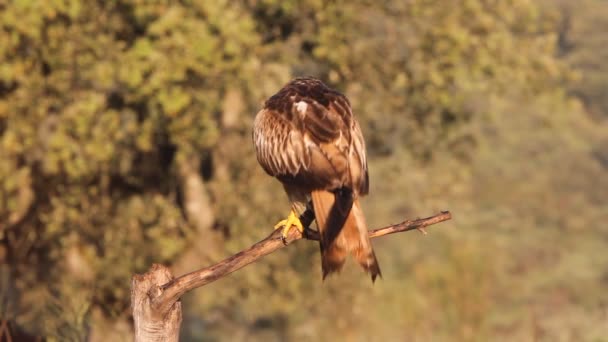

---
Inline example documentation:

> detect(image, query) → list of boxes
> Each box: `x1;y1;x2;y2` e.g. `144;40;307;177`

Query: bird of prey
253;77;381;281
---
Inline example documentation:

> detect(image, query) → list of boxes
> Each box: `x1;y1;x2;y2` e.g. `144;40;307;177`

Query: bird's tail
311;189;381;281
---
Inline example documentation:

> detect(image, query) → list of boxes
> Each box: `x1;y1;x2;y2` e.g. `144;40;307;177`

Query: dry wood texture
131;210;451;341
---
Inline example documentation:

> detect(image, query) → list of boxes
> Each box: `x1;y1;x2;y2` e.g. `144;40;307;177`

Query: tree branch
131;211;451;341
155;211;450;313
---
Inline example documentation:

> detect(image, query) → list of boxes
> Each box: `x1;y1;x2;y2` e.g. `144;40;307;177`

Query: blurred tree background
1;0;606;340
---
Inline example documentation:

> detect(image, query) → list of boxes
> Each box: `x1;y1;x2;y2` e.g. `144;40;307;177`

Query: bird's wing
253;92;368;194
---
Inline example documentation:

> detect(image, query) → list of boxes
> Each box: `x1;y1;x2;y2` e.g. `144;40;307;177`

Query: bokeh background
1;0;607;341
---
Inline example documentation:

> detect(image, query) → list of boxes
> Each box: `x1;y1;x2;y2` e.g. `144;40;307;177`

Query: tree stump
131;264;182;342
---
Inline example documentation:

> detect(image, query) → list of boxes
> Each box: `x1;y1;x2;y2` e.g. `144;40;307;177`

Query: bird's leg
299;202;316;233
274;205;305;243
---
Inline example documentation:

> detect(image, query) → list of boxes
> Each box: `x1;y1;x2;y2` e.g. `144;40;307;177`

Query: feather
311;189;381;281
253;77;380;281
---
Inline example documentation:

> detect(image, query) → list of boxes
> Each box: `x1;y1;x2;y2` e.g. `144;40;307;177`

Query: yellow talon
274;210;304;241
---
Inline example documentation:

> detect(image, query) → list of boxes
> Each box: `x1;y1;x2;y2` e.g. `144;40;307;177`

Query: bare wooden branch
131;210;451;341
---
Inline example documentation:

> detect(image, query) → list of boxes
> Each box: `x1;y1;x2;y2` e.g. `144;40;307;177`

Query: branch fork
131;210;452;341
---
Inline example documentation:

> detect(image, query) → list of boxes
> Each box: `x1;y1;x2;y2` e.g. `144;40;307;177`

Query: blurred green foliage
1;0;606;341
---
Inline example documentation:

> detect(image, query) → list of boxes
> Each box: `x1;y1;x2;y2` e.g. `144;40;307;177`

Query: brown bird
253;77;381;281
